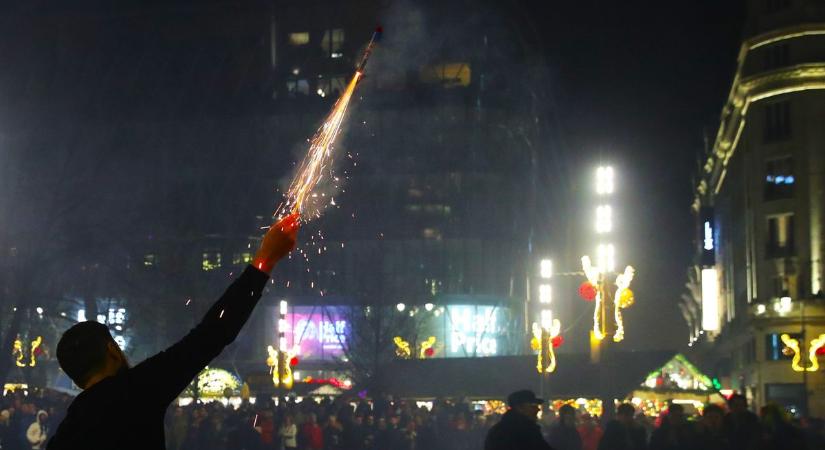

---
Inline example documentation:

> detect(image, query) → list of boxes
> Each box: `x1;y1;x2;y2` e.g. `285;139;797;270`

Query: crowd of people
2;389;825;450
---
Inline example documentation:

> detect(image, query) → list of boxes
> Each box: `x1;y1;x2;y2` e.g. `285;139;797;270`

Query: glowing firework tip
275;27;383;222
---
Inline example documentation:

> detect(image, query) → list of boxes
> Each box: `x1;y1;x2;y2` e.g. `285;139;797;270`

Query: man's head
702;404;724;430
727;393;748;414
667;403;685;425
616;403;635;425
558;404;576;426
56;321;129;389
507;390;543;421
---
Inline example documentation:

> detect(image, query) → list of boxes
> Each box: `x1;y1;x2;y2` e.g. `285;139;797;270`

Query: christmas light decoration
394;336;411;359
782;333;825;372
266;345;298;389
582;166;636;343
12;336;43;368
419;336;437;358
533;259;561;373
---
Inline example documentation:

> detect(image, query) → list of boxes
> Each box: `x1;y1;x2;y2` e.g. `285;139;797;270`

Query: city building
3;0;564;390
689;0;825;417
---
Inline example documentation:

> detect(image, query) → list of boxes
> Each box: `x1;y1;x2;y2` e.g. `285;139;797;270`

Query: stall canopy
382;351;675;400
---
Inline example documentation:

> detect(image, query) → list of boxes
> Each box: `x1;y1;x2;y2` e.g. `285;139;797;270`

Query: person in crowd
577;414;602;450
26;410;49;450
722;394;760;450
648;404;694;450
802;417;825;450
597;403;646;450
694;404;727;450
323;414;344;450
757;403;804;450
547;404;582;450
257;410;276;448
0;409;12;449
484;390;555;450
280;414;298;450
226;412;263;450
300;413;323;450
167;406;189;450
46;213;299;450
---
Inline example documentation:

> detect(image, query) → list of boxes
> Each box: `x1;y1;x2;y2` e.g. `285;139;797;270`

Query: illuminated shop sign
282;307;349;360
446;305;499;357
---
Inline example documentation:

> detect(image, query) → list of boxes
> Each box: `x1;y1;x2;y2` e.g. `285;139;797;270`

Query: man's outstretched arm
129;213;300;407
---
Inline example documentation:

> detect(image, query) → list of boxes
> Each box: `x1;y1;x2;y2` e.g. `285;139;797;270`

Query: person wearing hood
484;390;556;450
46;213;299;450
26;410;49;450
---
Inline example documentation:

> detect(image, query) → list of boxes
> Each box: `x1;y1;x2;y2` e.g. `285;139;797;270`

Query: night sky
0;0;747;352
520;0;745;349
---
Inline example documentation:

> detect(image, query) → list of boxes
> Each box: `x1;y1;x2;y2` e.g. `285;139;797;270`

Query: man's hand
253;213;300;273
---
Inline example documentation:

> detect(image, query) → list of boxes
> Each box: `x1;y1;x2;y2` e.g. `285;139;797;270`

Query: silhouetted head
56;321;129;389
667;404;685;425
702;404;724;430
616;403;635;425
727;394;748;414
507;390;543;421
558;404;576;426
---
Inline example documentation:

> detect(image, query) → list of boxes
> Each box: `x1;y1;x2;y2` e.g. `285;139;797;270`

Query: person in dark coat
547;404;583;450
648;404;695;450
46;213;300;450
597;403;646;450
484;390;555;450
722;394;760;450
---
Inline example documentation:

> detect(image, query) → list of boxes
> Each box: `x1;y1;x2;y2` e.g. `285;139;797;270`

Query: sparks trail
274;27;382;221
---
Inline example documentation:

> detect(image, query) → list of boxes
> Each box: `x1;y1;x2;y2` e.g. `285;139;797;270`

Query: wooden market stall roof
381;350;675;400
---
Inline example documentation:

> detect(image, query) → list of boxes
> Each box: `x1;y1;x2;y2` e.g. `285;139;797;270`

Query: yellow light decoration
29;336;42;367
393;336;411;359
266;345;297;389
808;334;825;372
782;333;825;372
418;336;437;358
196;367;241;397
613;266;635;342
618;288;634;308
532;321;560;374
12;336;43;368
13;339;25;368
530;337;540;351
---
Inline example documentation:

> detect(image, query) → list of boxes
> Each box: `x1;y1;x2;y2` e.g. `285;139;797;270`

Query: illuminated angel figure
12;336;43;368
531;319;561;374
393;336;412;359
266;345;298;389
581;256;604;340
418;336;437;359
781;334;825;372
612;266;635;342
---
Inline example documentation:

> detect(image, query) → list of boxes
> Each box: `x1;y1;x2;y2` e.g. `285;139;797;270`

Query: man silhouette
47;213;299;449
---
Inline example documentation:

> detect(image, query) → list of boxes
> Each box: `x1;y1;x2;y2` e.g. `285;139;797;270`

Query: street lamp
582;166;635;344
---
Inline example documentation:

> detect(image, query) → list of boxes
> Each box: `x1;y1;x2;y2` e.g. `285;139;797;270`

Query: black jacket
47;266;269;450
484;410;555;450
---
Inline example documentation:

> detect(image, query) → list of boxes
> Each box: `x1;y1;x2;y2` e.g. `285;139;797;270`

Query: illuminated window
289;32;310;46
232;252;253;265
320;29;345;54
202;251;222;271
286;79;310;96
764;156;794;200
422;228;442;240
766;333;800;361
766;214;794;257
143;254;157;268
420;63;472;88
763;101;791;142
